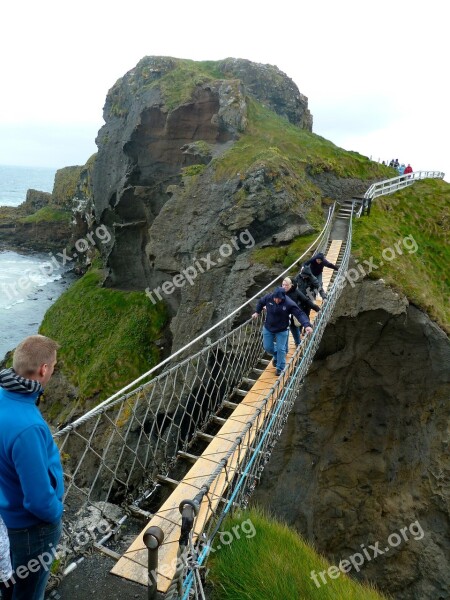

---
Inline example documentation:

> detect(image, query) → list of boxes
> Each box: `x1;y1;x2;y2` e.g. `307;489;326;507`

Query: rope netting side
176;218;353;599
52;315;265;570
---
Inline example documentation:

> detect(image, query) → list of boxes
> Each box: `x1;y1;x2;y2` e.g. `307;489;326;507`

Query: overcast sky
1;0;448;181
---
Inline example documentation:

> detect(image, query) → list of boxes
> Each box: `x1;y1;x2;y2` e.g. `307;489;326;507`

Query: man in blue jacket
302;252;339;299
0;335;63;600
252;287;313;375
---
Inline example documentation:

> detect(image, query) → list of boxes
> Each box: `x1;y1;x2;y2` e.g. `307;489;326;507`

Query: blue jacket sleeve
256;294;269;314
12;426;64;524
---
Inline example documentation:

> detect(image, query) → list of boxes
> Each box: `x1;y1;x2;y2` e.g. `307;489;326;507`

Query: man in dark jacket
0;335;63;600
302;252;339;299
252;287;313;375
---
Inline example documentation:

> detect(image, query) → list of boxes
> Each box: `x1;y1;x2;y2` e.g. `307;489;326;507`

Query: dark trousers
0;580;14;600
7;520;62;600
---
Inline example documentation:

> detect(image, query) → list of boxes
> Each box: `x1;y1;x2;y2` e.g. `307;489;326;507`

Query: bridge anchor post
143;525;165;600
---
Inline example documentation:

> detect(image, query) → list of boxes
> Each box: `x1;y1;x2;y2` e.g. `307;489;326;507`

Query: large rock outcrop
253;276;450;600
92;56;370;349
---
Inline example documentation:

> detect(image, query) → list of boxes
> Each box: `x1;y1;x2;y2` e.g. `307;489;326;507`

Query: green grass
212;99;393;182
39;268;168;403
182;164;207;177
156;59;222;110
208;508;389;600
252;232;321;269
352;178;450;332
19;206;72;223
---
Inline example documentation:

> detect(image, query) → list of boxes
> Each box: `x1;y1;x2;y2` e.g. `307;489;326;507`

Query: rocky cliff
253;274;450;600
92;56;383;349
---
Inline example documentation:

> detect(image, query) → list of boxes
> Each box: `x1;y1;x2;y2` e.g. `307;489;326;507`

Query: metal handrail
354;170;445;217
364;170;444;200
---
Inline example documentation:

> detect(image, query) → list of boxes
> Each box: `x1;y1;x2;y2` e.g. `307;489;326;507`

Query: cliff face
253;277;450;600
92;56;369;348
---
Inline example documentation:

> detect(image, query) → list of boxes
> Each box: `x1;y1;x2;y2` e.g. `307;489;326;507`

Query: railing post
143;525;165;600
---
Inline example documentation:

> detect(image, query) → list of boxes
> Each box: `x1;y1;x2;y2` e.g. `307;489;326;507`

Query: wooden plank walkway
111;241;342;590
320;240;342;294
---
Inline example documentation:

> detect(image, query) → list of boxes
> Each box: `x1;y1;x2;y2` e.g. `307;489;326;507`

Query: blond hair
13;335;60;377
283;277;293;286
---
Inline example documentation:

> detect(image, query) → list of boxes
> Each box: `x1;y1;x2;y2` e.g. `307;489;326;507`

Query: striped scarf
0;368;43;395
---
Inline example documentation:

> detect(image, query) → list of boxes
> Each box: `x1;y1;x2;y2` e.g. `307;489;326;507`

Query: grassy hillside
208;508;389;600
213;98;393;182
352;178;450;332
40;268;168;405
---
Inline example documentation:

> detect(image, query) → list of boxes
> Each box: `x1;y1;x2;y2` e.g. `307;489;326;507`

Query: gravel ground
45;552;160;600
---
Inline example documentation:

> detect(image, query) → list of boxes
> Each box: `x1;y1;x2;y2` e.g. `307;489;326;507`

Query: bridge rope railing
50;205;336;580
355;170;444;216
173;217;354;599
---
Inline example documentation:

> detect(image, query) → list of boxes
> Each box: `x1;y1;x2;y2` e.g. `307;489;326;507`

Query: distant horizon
0;162;85;171
0;163;58;170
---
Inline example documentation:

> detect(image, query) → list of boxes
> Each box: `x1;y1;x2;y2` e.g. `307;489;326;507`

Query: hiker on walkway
404;164;413;175
282;277;320;348
0;335;64;600
294;265;321;302
252;287;313;376
301;252;339;299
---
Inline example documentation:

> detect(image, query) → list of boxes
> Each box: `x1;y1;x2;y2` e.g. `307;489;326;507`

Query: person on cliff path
404;164;413;178
252;287;313;376
281;277;320;350
301;252;339;299
0;335;63;600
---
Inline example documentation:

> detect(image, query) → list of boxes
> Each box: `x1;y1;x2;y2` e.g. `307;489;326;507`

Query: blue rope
181;246;351;599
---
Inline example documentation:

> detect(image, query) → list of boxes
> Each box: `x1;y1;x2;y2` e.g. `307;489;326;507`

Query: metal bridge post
143;525;165;600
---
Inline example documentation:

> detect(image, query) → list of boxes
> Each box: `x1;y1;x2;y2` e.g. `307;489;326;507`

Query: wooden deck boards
111;241;343;590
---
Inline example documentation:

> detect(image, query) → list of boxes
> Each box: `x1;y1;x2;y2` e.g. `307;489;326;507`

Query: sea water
0;164;55;206
0;165;75;361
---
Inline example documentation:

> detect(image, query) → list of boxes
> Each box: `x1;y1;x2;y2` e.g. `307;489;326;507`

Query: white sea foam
0;251;75;360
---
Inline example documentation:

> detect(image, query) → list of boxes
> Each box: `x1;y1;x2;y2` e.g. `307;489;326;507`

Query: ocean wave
2;298;25;310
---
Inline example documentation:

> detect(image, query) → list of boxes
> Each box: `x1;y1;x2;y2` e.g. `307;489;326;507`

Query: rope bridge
46;170;443;596
48;201;350;595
